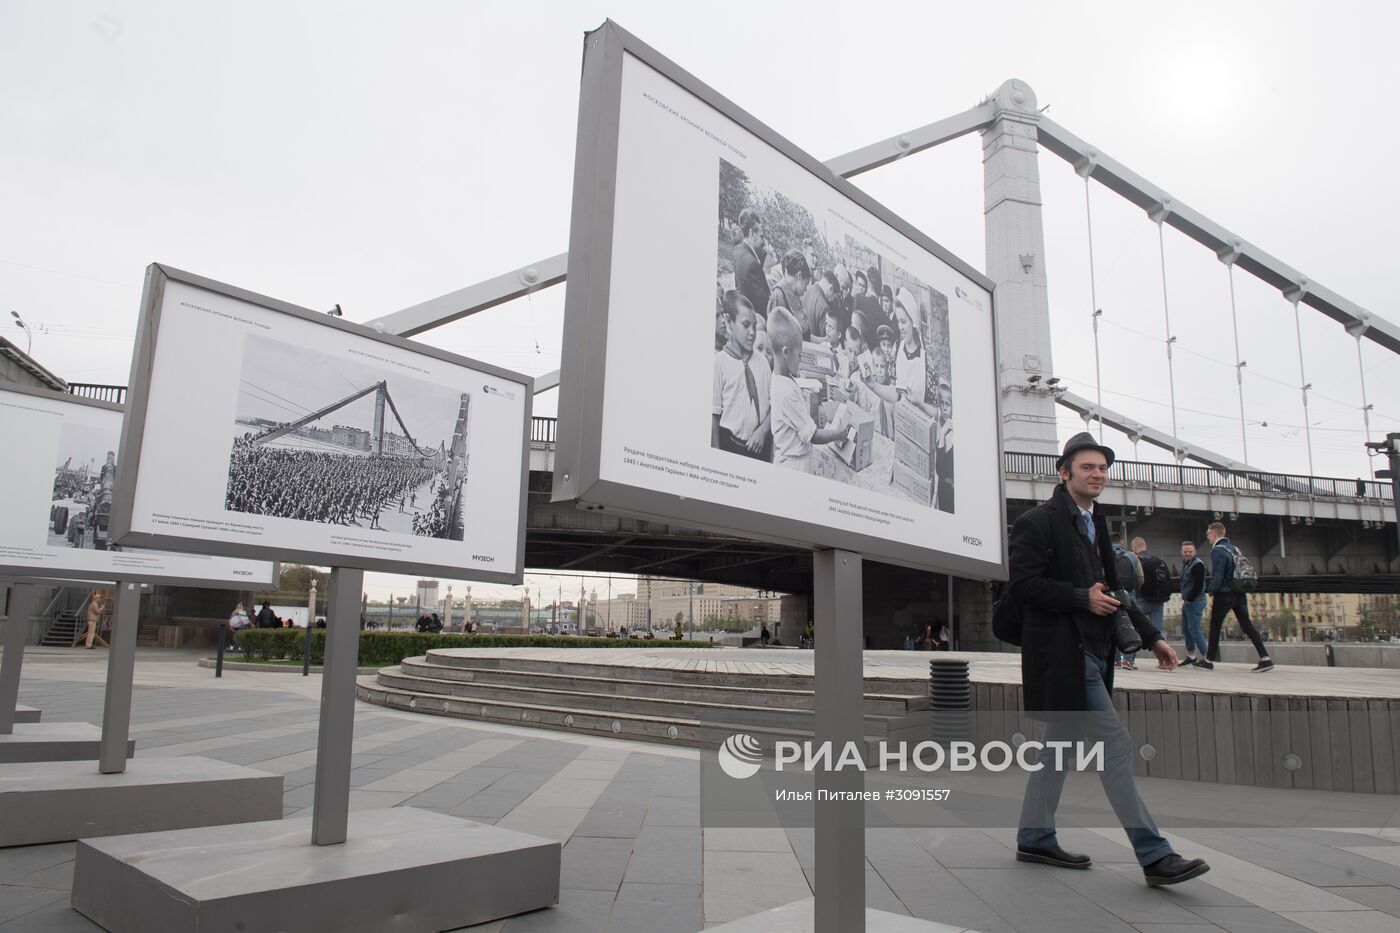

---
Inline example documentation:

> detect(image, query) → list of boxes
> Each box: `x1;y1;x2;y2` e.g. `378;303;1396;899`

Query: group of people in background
1109;523;1274;673
714;206;952;502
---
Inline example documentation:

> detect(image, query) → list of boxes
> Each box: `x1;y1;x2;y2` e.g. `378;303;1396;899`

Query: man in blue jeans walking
1178;540;1210;667
1008;432;1209;886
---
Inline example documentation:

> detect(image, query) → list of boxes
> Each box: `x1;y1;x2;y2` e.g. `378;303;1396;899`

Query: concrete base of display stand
0;756;283;847
0;721;132;763
72;806;561;933
705;898;971;932
13;704;40;723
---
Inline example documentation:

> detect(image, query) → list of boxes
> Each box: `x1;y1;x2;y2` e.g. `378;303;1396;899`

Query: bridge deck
428;647;1400;701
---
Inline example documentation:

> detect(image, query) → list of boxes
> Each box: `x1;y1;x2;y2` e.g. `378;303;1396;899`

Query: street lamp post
10;311;32;355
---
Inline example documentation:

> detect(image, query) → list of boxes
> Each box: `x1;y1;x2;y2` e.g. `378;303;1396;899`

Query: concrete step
397;656;929;716
373;667;922;735
419;650;921;695
356;677;915;752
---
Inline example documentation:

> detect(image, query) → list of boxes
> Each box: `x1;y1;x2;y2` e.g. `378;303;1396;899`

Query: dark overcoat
1009;483;1159;713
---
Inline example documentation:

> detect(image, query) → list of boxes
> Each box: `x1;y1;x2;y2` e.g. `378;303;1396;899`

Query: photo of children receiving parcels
712;158;954;513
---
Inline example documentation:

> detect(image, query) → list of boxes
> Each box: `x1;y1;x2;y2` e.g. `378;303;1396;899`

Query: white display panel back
112;266;531;583
555;26;1005;579
0;384;276;587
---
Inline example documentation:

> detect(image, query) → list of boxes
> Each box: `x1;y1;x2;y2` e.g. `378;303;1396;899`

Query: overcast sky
4;1;1396;601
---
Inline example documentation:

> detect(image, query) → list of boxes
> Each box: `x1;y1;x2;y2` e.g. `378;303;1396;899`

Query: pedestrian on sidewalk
1178;541;1209;667
1204;522;1274;673
1009;431;1209;887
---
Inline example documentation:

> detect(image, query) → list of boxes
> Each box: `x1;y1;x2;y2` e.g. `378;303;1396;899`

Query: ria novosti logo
718;733;764;780
715;734;1106;780
954;286;985;311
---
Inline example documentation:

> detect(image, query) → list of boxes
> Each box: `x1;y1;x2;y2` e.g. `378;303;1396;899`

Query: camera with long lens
1108;589;1142;654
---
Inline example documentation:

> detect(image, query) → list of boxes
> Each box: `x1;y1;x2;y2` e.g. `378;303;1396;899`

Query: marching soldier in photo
1010;432;1209;887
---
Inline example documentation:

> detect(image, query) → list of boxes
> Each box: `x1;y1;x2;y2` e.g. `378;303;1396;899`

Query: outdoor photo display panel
557;29;1003;577
111;266;530;582
0;384;276;586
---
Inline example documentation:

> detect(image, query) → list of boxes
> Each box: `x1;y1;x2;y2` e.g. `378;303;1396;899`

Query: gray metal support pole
0;583;37;734
312;566;365;846
99;581;142;774
813;549;864;933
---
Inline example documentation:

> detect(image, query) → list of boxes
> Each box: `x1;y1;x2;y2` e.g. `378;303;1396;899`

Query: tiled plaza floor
4;646;1400;931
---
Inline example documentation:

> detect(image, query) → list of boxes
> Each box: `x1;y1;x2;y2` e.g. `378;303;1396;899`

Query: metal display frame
552;20;1008;581
110;263;533;585
552;21;1010;932
0;383;281;590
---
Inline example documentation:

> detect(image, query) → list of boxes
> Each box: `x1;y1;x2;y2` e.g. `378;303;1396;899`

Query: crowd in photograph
225;438;439;529
411;474;461;539
713;202;953;508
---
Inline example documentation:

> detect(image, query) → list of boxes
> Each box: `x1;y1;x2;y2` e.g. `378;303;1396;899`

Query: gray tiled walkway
4;647;1400;931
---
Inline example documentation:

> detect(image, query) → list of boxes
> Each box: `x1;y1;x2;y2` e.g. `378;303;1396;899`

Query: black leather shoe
1144;853;1210;886
1016;843;1092;869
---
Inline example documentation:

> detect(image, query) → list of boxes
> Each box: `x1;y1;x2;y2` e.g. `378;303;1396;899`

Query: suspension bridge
65;78;1399;646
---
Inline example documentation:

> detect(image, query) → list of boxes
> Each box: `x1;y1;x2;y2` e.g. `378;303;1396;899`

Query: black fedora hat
1056;431;1115;470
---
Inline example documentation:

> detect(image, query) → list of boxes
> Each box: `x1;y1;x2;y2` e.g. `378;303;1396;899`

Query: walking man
1178;540;1209;667
1131;536;1173;639
1010;432;1209;886
1204;522;1274;672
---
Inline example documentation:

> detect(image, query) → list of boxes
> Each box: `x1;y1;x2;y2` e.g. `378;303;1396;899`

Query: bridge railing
1003;450;1393;502
531;416;557;444
67;383;127;404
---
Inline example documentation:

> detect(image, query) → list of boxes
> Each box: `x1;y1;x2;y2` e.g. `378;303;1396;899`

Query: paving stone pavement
3;647;1400;931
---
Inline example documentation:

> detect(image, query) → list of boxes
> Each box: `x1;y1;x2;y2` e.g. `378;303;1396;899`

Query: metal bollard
929;657;971;744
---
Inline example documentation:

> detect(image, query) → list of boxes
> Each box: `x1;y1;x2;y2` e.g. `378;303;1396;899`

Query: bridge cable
1082;175;1105;442
1354;335;1376;479
1289;293;1317;480
1152;212;1183;461
1223;260;1251;464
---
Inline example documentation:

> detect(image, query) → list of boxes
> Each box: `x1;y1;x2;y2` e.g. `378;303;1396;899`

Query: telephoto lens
1109;590;1141;654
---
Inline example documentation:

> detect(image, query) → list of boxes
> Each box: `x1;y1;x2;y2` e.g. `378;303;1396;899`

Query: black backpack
1138;555;1172;601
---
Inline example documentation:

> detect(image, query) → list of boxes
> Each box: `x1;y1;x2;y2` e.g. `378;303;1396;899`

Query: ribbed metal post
929;657;971;744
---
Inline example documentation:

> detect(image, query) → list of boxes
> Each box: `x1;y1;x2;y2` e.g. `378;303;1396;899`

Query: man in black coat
731;208;770;320
1010;432;1209;887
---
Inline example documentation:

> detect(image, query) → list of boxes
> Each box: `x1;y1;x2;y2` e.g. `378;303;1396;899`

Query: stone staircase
356;652;932;749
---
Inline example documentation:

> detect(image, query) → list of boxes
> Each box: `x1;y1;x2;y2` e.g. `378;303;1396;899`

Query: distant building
332;424;371;451
416;579;439;609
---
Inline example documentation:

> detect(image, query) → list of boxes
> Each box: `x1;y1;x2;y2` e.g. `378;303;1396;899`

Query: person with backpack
1205;521;1274;672
1110;533;1143;670
1178;540;1209;667
1131;536;1172;638
1006;432;1208;887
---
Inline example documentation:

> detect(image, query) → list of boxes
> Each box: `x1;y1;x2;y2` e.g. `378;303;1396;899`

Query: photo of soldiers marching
224;335;471;541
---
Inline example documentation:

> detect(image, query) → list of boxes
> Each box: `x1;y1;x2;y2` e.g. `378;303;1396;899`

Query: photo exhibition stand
73;566;561;933
1;577;284;849
711;551;949;933
0;584;42;732
0;579;135;764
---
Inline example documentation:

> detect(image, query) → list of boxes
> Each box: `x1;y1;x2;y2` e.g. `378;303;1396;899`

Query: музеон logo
718;733;765;779
716;733;1106;780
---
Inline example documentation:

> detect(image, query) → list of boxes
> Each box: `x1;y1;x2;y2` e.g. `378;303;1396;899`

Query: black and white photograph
48;422;122;550
713;157;955;512
224;333;473;541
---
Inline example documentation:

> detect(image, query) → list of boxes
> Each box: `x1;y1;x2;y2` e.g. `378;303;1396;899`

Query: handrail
1002;450;1393;502
67;383;127;404
527;415;1393;504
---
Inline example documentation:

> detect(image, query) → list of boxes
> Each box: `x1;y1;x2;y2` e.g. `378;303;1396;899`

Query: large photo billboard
0;384;277;587
110;266;531;582
555;25;1003;577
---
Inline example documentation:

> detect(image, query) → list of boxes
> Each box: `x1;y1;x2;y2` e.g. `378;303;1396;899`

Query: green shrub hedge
234;629;712;666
